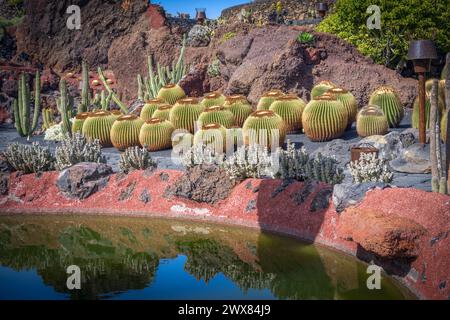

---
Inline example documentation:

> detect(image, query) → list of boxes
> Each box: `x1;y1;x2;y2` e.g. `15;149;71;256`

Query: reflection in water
0;216;413;300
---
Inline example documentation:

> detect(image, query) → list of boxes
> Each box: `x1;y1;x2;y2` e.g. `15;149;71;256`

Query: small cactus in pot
110;114;145;151
139;118;175;151
327;87;358;130
198;105;235;128
169;97;205;133
152;104;172;121
302;93;348;142
223;95;253;127
269;94;306;133
140;98;165;121
256;90;284;110
201;92;226;108
157;83;186;105
356;105;389;137
368;86;404;128
243;110;286;148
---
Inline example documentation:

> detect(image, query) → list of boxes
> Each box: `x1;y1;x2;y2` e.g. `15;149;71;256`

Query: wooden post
445;53;450;193
418;72;427;144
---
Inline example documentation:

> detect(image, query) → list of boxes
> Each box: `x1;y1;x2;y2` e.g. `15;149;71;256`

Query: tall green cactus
97;67;129;114
78;60;90;114
139;34;188;99
13;71;41;139
56;79;74;137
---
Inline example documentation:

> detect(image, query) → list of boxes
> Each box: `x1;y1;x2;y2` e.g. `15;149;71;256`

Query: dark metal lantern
316;3;328;18
407;40;438;73
195;8;206;24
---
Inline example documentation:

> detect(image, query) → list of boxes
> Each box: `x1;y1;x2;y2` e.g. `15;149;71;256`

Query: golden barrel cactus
311;80;335;99
140;98;165;121
139;118;175;151
223;95;253;127
82;111;117;147
201;92;226;108
72;112;91;134
368;86;404;128
269;94;306;133
169;97;205;133
157;83;186;105
327;87;358;130
193;123;227;152
198;105;235;128
243;110;286;148
302;93;348;142
152;104;172;121
356;105;389;137
256;90;284;110
110;114;144;151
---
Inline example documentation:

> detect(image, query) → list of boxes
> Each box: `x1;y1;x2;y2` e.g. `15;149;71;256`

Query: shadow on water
0;215;414;300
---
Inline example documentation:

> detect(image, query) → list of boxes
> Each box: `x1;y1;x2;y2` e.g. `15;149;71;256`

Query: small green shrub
3;142;55;173
296;32;315;44
207;59;221;77
55;132;106;171
222;32;236;43
119;146;157;174
316;0;450;70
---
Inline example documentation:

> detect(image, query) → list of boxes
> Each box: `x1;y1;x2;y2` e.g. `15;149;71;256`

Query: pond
0;215;414;300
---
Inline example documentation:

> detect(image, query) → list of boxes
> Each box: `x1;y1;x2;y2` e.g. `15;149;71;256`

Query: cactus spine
152;104;172;121
311;81;335;99
327;87;358;130
356;105;389;137
201;92;226;108
56;79;73;137
110;114;145;151
224;95;253;127
256;90;284;110
368;86;404;128
242;110;286;148
198;105;235;128
169;97;204;133
302;93;348;142
269;94;306;133
140;98;164;121
139;118;175;151
194;123;227;152
157;83;186;105
13;71;40;139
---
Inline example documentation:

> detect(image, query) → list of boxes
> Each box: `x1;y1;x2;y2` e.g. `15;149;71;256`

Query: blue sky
156;0;250;19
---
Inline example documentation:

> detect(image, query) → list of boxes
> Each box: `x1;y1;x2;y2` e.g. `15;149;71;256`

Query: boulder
311;139;352;167
338;208;427;258
358;131;406;161
332;182;389;213
164;164;237;204
390;143;431;174
57;162;113;200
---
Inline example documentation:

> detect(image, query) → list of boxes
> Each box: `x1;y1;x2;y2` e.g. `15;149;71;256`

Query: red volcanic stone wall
146;4;167;29
0;170;449;299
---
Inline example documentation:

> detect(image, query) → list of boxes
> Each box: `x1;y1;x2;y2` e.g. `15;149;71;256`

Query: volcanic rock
332;182;389;213
390;143;431;174
57;162;113;200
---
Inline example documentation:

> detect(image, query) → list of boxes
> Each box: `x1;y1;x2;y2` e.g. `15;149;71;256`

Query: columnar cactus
302;93;348;142
368;86;404;128
311;80;335;99
42;108;55;130
356;105;389;137
327;87;358;130
201;92;226;108
269;94;306;133
82;110;117;147
56;79;74;137
110;114;145;151
193;123;227;152
412;93;445;129
78;60;90;114
140;98;165;121
198;105;235;128
242;110;286;148
139;118;175;151
223;95;253;127
256;90;284;110
152;104;172;121
13;71;41;139
157;83;186;105
72;112;92;133
169;97;205;133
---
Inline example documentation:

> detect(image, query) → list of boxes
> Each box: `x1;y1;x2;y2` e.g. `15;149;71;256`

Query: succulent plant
4;142;55;173
82;110;118;147
42;108;55;130
302;93;348;142
201;92;226;108
256;90;284;110
152;104;172;121
356;105;389;137
311;80;335;99
193;123;227;152
110;114;145;151
72;112;92;133
139;118;175;151
13;71;40;139
169;97;205;133
242;110;286;148
157;83;186;105
198;105;235;128
56;79;74;137
223;95;253;127
368;86;404;128
327;87;358;130
269;94;306;133
119;146;157;174
412;93;445;129
140;98;165;121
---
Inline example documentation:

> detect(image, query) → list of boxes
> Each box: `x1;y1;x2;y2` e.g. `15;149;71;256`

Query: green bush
316;0;450;70
296;32;315;44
